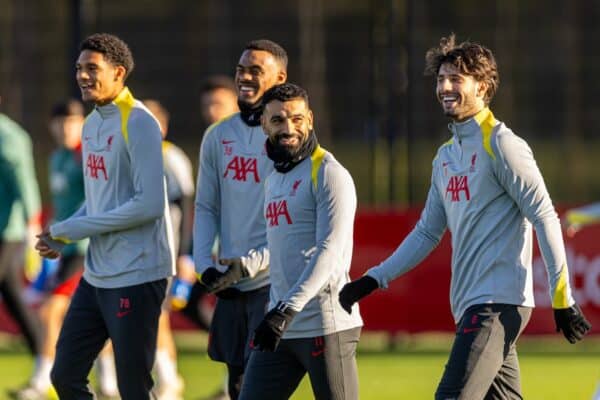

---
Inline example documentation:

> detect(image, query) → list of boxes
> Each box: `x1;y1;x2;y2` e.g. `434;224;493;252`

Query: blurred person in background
10;99;119;400
193;39;287;399
0;94;43;375
143;99;194;400
563;205;600;400
340;34;591;399
239;83;363;400
177;74;240;333
199;75;239;130
35;33;174;399
564;203;600;238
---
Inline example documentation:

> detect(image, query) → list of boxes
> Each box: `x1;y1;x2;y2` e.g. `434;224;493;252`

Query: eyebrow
270;112;304;120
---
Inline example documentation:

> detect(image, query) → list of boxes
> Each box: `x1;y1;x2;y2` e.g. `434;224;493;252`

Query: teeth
442;95;458;102
240;85;255;92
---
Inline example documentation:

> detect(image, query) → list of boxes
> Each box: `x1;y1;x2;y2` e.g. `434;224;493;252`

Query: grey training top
265;146;363;338
193;113;273;291
368;108;575;322
50;87;175;288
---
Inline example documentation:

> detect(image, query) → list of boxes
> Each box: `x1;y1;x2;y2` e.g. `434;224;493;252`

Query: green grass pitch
0;333;598;399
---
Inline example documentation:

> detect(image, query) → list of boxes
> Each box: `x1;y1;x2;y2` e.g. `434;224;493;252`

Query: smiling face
436;62;486;122
235;49;286;107
262;98;313;156
75;50;126;106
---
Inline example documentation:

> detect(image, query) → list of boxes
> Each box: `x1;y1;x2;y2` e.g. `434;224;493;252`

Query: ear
276;69;287;84
476;81;488;99
260;112;266;127
307;109;314;131
114;65;127;82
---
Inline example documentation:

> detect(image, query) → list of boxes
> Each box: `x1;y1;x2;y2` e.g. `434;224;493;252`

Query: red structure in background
352;208;600;335
1;208;598;335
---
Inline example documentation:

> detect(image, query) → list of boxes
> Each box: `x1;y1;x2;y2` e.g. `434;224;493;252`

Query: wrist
275;301;297;318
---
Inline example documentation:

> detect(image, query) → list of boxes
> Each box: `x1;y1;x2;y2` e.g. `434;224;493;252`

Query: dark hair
51;99;84;117
244;39;288;70
424;34;499;104
80;33;135;79
262;83;309;108
199;75;236;96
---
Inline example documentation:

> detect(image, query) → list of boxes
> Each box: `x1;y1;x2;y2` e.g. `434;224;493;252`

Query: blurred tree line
1;0;599;206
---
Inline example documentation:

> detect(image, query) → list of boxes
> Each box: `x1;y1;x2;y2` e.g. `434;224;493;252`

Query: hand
338;275;379;314
34;230;61;259
253;302;297;352
554;304;592;343
199;258;247;294
565;224;580;238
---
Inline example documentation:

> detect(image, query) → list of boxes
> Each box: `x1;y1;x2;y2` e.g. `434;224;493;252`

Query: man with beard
339;34;591;399
239;83;362;400
193;39;287;399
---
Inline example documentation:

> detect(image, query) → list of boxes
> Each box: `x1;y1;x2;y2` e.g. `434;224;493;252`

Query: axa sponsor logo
445;175;470;202
223;156;260;182
266;200;292;227
86;153;108;180
533;246;600;307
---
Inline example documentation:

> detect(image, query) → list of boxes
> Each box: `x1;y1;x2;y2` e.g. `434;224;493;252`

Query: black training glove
554;303;592;344
199;258;247;294
253;302;297;352
339;275;379;314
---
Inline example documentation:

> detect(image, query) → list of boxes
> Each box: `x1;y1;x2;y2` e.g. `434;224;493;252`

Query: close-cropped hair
262;83;309;108
80;33;135;79
244;39;288;70
424;34;499;104
51;99;84;118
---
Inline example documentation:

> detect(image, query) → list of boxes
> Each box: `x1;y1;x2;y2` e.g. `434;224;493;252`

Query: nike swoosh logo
221;140;235;144
311;349;324;357
116;310;132;318
463;327;480;334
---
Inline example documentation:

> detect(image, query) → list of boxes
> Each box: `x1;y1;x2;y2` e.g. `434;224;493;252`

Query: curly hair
80;33;135;79
262;83;309;108
244;39;288;70
424;34;499;104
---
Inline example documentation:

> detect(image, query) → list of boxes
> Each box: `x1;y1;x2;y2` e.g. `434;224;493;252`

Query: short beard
271;137;302;160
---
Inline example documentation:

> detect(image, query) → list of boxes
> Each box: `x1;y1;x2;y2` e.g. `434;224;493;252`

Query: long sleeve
164;143;195;255
492;132;574;308
193;130;220;273
284;164;356;311
367;176;447;288
50;114;165;241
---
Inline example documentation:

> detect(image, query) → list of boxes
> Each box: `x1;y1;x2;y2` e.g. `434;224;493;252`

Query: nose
284;118;296;133
438;77;452;92
76;69;89;81
236;69;253;82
